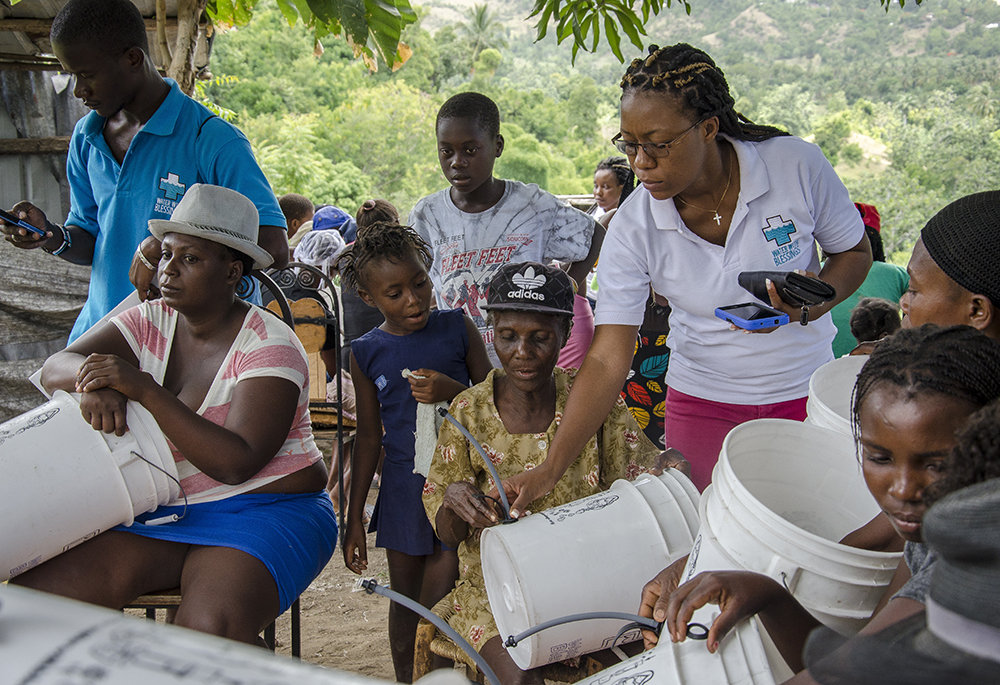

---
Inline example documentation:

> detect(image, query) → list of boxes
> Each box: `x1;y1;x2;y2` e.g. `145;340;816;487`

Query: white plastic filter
805;355;868;438
693;418;902;635
0;391;178;581
575;615;777;685
481;469;701;670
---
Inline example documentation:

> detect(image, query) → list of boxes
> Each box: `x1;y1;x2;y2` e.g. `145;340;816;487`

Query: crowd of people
2;1;999;684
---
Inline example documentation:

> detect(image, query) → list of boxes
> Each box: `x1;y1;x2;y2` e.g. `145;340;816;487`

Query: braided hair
850;325;1000;449
595;156;631;187
925;399;1000;508
337;221;431;293
620;43;789;143
849;297;901;346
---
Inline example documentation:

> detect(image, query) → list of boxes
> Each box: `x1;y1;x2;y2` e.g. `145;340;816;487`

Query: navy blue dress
351;308;471;555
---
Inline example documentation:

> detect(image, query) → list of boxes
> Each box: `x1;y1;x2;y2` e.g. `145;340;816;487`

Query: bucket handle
766;557;802;594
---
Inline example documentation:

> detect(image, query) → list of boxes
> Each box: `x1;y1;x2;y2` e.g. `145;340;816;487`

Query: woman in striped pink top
14;185;336;646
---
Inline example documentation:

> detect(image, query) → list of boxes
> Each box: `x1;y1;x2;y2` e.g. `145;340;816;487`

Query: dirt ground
271;432;394;679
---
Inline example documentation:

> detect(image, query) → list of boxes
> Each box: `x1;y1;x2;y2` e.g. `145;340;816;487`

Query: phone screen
722;305;776;321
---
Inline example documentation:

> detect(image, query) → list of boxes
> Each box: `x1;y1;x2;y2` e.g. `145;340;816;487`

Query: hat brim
482;302;575;317
148;219;274;270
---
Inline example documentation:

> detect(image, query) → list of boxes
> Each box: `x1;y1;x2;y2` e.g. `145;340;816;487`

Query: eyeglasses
611;119;706;159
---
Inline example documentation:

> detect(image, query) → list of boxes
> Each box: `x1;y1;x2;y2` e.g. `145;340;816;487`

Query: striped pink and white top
113;300;323;504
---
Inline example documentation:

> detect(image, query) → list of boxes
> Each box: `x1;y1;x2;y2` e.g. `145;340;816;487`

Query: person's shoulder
753;134;828;167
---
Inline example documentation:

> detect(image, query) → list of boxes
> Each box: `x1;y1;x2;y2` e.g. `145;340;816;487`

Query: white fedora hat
148;184;273;269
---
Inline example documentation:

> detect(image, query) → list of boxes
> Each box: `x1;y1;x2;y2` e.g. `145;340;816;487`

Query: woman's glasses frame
611;118;707;159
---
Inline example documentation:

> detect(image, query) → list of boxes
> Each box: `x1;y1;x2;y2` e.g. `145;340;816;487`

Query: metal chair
264;261;349;541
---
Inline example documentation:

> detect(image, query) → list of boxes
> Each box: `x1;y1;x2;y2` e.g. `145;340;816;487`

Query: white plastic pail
576;615;777;685
685;419;901;635
805;355;868;438
0;390;178;581
482;469;701;670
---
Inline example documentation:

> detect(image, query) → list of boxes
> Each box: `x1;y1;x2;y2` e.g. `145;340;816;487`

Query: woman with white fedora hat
13;184;337;646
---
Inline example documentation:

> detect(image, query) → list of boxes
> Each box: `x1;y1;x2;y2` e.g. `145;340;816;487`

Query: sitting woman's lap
119;490;338;614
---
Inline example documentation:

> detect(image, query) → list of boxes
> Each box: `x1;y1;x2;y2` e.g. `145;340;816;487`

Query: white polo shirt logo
762;215;801;266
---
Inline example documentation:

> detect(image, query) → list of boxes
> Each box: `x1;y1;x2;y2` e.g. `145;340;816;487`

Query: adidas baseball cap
483;262;576;316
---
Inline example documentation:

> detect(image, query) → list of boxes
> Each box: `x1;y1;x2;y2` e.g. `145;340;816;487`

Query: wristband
136;246;158;272
42;222;71;256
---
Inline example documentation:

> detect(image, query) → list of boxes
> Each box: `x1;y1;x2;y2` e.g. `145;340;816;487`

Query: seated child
279;193;315;248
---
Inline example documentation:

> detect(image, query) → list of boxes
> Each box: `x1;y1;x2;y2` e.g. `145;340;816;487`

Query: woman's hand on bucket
78;387;130;436
650;448;691;479
76;353;154;403
637;555;689;649
663;571;787;653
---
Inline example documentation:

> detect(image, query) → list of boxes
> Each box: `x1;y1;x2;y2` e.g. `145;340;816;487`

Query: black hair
850;325;1000;449
595;156;630;187
278;193;314;224
486;310;574;348
337;221;431;292
225;246;254;280
849;297;901;346
436;92;501;140
620;43;789;143
925;399;1000;508
865;225;886;263
355;199;399;231
51;0;149;54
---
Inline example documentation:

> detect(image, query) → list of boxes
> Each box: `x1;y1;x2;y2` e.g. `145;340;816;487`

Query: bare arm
344;351;383;573
499;323;639;517
258;224;289;269
434;481;501;549
566;219;605;290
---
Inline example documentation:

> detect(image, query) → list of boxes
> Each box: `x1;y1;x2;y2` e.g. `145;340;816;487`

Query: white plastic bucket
0;390;178;581
686;419;901;635
805;355;868;438
576;615;777;685
482;469;701;670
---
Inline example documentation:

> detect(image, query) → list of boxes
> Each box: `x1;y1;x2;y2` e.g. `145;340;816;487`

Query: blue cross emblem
159;173;185;201
762;215;796;246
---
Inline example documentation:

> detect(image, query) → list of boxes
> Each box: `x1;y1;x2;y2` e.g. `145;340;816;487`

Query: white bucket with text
0;390;178;581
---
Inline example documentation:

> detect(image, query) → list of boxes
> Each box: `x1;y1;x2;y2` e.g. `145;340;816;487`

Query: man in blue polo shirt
0;0;287;342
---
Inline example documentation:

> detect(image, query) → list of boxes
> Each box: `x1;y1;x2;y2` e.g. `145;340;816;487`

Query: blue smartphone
715;303;790;330
0;208;45;237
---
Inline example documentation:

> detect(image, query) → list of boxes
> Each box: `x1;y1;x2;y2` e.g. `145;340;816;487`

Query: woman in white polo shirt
499;43;872;505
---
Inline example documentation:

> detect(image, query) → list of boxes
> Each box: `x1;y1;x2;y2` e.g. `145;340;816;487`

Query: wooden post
0;137;71;155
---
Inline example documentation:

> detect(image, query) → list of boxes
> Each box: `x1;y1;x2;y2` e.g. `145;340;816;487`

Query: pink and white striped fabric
113;300;322;504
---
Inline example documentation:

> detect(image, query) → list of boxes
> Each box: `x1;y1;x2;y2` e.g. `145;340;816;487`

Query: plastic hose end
504;635;517;648
360;578;378;594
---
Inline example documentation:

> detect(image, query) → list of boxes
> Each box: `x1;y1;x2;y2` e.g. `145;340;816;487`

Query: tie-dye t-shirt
410;180;595;364
112;300;322;504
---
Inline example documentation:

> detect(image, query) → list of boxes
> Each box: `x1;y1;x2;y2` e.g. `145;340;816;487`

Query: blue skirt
114;491;337;614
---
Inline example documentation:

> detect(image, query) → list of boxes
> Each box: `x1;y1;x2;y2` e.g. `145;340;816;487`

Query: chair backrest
239;271;295;329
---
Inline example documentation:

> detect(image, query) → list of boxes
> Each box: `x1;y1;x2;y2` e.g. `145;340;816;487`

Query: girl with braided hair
636;325;1000;682
339;221;491;682
498;43;872;504
591;155;630;218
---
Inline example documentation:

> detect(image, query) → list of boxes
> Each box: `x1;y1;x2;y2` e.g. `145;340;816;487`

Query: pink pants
664;387;808;491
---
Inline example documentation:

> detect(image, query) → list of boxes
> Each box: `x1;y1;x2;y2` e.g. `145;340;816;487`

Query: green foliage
814;113;853;164
207;0;417;68
243;112;372;207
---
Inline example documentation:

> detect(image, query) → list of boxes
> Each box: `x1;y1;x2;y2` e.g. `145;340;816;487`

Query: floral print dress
422;367;661;652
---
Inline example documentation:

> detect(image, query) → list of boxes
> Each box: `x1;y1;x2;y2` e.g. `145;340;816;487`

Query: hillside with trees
204;0;1000;257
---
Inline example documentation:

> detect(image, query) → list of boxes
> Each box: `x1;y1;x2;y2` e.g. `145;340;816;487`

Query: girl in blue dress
339;221;491;682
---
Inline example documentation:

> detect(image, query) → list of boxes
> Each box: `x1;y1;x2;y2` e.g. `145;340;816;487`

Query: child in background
849;297;901;351
340;222;491;682
409;92;603;368
279;193;315;248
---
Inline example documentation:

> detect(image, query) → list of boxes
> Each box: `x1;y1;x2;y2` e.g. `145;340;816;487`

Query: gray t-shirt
410;180;595;364
893;540;937;604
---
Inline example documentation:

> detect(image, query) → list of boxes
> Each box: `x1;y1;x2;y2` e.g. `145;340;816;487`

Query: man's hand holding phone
0;203;59;251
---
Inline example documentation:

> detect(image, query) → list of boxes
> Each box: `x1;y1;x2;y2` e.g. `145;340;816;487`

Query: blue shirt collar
80;78;184;143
